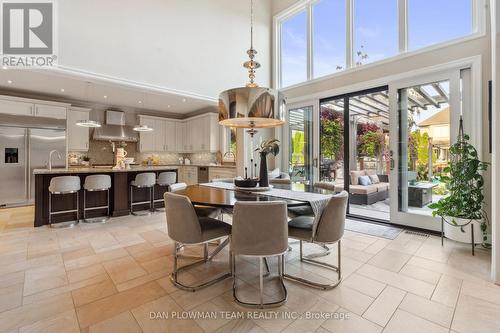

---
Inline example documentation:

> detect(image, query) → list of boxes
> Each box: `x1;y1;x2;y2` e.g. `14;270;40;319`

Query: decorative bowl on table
234;178;259;188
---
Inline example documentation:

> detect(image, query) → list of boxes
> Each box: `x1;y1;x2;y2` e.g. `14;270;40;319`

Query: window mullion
307;3;313;80
346;0;353;69
399;0;408;52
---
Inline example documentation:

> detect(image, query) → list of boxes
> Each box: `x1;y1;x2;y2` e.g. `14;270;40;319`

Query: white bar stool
48;176;81;228
83;175;112;223
130;172;156;216
153;171;177;211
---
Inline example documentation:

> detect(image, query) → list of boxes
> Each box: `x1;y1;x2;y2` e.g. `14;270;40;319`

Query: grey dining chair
164;192;231;291
285;191;348;290
231;201;288;308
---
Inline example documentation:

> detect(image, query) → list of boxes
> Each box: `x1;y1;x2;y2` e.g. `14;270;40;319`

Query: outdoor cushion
359;175;372;186
350;170;366;185
373;183;389;192
349;185;377;195
268;168;280;179
369;174;380;184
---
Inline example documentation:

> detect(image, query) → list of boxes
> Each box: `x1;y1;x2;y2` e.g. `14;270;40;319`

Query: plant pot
443;217;483;244
259;152;269;188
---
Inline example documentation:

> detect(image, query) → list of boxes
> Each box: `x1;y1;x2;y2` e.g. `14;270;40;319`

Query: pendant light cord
250;0;254;50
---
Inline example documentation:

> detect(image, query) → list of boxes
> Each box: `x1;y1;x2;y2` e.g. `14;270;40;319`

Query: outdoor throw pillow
369;174;380;184
358;175;372;186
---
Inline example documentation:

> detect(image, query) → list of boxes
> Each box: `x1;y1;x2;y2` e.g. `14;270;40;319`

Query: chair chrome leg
130;186;152;216
284;240;342;290
169;241;231;292
232;254;288;309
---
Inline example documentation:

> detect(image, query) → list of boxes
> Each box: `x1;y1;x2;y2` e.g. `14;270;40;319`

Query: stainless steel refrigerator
0;118;66;207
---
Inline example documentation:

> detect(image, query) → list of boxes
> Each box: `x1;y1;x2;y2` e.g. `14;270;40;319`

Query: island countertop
33;165;179;175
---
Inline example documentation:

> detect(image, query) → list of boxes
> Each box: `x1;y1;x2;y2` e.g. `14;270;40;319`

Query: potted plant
255;139;280;187
81;155;91;166
429;118;489;246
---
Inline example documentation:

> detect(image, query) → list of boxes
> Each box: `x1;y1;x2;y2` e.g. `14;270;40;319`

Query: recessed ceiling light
182;98;186;102
60;88;65;92
103;95;108;99
7;80;12;84
2;66;7;70
138;100;142;104
167;105;171;108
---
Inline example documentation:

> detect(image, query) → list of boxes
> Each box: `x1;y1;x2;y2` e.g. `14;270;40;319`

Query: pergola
320;81;450;126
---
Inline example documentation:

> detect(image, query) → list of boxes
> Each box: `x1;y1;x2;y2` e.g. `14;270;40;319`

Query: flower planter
443;217;483;244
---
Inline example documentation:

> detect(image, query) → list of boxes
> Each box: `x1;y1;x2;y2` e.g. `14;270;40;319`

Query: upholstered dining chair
231;201;288;308
164;192;231;291
285;191;348;290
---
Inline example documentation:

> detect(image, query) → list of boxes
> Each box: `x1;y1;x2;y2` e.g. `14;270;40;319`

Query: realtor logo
1;1;57;67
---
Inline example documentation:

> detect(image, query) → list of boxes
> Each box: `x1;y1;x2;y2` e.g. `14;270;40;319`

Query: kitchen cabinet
67;107;91;151
138;117;156;152
178;166;198;185
175;122;186;152
208;167;237;181
138;113;220;153
0;96;68;119
34;104;66;119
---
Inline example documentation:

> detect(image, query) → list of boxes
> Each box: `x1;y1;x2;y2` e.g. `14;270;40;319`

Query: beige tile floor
0;207;498;333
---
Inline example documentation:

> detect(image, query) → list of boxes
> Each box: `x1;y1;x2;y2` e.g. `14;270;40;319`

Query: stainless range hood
92;110;138;142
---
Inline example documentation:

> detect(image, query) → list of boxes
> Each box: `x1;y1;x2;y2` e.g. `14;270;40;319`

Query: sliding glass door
284;104;314;184
389;68;469;231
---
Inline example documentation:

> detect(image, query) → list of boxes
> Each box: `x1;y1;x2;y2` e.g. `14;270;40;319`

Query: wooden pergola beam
432;83;449;101
413;87;440;108
353;97;388;114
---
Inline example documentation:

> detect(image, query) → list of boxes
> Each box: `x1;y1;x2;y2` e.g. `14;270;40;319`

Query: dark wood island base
34;167;178;227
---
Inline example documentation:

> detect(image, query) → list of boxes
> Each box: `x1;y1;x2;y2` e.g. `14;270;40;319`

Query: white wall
58;0;272;99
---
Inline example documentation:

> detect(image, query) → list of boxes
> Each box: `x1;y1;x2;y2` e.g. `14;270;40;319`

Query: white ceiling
0;68;217;116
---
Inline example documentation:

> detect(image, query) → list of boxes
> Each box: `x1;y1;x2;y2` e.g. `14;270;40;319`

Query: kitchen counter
34;166;178;227
162;164;236;169
33;165;179;175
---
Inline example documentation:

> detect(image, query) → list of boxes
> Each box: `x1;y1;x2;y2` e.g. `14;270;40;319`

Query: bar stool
83;175;111;223
130;172;155;216
48;176;81;229
153;171;177;211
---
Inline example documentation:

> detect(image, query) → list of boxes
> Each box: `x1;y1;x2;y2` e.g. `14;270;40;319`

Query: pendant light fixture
218;0;285;130
76;82;102;128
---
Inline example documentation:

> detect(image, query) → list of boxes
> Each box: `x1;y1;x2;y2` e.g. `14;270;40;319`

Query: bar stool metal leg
83;188;111;223
130;185;153;216
48;191;80;229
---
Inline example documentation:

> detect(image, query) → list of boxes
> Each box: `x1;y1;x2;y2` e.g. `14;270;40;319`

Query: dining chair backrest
231;201;288;256
164;192;202;244
169;182;188;192
314;191;348;244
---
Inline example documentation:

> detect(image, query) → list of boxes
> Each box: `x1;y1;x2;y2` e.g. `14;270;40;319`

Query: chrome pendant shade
218;0;285;129
219;87;284;128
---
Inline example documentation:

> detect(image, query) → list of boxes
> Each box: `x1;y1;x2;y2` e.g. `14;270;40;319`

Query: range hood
92;110;138;142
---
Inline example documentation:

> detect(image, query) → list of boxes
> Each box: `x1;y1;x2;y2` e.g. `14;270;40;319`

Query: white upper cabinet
67;107;91;152
0;99;33;116
34;104;67;119
0;96;68;119
138;113;220;153
138;117;155;152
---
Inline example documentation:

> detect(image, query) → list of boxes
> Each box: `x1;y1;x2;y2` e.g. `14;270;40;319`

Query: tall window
313;0;346;77
281;10;307;87
277;0;476;88
408;0;473;50
353;0;398;65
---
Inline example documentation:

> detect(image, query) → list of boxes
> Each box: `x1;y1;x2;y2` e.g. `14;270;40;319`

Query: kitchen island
33;166;178;227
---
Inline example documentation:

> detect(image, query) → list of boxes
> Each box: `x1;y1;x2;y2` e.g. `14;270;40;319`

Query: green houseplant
429;118;489;246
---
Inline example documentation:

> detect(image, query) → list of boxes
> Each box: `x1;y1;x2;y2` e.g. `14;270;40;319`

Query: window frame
274;0;484;89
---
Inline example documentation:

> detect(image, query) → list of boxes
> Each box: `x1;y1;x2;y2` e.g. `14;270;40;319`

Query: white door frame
283;100;319;183
388;68;466;231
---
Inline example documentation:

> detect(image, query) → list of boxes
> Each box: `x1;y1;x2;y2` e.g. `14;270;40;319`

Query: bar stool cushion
157;172;177;186
49;176;80;193
131;172;156;187
199;217;232;242
84;175;111;191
